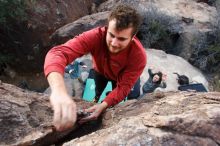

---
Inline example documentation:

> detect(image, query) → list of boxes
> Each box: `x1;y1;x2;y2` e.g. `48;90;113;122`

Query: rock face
0;81;93;146
0;81;52;145
64;91;220;146
141;49;209;93
2;0;219;92
97;0;218;57
2;0;94;72
50;0;218;73
51;11;109;45
1;80;220;145
49;0;218;90
26;0;93;46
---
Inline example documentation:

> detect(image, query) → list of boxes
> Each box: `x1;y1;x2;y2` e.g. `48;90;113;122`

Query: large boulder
50;11;109;45
64;91;220;146
140;49;209;93
1;0;94;72
97;0;218;71
50;0;218;73
0;81;93;146
1;80;220;146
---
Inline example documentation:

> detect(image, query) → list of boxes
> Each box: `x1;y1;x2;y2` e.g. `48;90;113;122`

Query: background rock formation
1;0;95;72
53;0;218;71
141;49;208;93
1;0;219;91
49;0;219;90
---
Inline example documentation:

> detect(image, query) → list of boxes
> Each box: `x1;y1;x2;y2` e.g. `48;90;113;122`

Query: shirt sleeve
103;51;147;107
44;28;100;77
148;69;153;77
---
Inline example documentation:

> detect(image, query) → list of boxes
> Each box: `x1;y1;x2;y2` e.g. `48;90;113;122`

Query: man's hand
78;102;108;124
47;72;77;131
50;93;77;131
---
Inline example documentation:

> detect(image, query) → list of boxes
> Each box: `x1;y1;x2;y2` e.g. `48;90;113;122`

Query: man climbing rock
44;4;146;131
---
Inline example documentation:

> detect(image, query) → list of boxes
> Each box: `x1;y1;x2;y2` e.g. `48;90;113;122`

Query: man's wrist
100;101;108;110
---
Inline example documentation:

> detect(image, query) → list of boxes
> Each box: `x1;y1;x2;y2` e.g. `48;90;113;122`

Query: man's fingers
53;104;62;131
84;106;96;113
78;109;100;124
70;103;77;124
78;113;97;124
60;102;76;131
60;104;69;130
66;103;77;128
84;109;91;113
52;101;77;131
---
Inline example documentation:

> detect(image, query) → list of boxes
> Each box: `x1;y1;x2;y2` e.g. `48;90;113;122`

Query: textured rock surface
0;81;93;146
50;11;109;45
1;0;94;72
97;0;218;58
1;80;220;146
50;0;218;73
64;91;220;146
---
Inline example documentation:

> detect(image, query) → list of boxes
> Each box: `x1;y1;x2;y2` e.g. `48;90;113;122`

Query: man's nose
111;38;119;46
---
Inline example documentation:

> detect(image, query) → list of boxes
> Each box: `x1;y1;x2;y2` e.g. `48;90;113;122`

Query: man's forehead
108;20;133;37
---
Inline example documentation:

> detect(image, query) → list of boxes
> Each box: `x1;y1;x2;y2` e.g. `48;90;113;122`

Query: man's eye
111;34;115;38
118;38;126;41
109;33;115;38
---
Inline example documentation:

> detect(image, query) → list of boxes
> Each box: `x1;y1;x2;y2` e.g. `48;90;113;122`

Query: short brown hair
108;4;142;36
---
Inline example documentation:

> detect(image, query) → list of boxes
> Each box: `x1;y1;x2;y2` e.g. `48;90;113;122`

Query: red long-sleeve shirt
44;26;147;107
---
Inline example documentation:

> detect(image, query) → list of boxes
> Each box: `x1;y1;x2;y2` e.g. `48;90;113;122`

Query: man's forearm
100;101;108;110
47;71;77;131
47;72;67;95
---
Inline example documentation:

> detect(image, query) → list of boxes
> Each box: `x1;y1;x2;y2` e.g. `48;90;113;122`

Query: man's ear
131;35;135;40
132;32;137;40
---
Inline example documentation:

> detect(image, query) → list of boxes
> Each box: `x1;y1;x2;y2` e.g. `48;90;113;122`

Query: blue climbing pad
82;78;112;103
178;83;207;92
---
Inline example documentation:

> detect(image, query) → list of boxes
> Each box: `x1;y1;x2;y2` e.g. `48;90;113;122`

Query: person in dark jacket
142;68;167;94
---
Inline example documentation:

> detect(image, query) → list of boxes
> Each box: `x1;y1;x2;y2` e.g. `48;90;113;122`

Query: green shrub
137;5;181;51
189;4;220;72
213;74;220;91
0;0;28;28
0;53;13;64
0;0;33;71
190;33;220;71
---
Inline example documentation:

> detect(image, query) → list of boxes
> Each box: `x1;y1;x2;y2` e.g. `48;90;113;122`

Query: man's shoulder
128;37;147;66
131;38;146;57
86;26;107;35
133;37;145;50
79;26;106;45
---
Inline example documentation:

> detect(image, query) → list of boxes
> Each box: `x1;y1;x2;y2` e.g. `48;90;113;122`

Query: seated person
173;72;189;85
65;59;87;79
142;68;167;94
